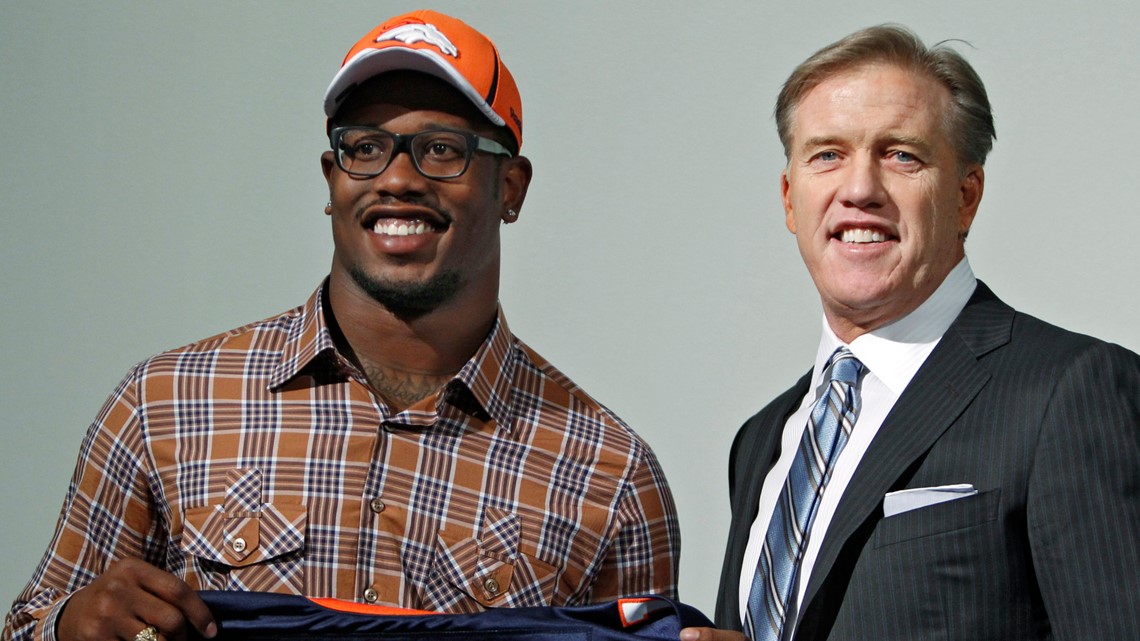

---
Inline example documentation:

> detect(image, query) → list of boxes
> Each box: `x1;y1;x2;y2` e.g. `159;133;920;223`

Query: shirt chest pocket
429;507;560;610
181;468;307;591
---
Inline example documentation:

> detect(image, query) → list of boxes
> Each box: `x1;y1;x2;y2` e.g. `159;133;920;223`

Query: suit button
363;588;378;603
370;498;385;513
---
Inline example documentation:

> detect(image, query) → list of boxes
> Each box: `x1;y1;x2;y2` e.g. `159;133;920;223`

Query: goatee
349;265;463;319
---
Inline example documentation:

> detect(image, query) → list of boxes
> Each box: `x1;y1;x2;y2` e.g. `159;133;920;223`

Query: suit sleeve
1028;340;1140;638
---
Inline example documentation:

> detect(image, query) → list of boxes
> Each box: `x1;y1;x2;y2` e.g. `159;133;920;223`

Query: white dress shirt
738;258;978;636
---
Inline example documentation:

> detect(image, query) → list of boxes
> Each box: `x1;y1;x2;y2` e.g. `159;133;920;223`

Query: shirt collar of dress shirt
815;257;977;395
269;281;518;431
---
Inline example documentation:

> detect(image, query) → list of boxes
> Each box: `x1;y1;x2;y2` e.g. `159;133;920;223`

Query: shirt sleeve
3;365;161;641
587;443;681;601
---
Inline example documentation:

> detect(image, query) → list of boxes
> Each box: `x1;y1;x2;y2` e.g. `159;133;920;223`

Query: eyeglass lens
337;129;472;178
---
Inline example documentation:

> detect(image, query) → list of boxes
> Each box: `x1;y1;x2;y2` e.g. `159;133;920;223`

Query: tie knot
827;347;864;385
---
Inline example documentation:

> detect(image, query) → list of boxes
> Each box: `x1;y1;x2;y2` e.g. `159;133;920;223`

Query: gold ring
134;626;159;641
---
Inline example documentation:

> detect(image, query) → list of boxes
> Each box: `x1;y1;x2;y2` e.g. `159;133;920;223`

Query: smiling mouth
371;218;438;236
838;228;893;244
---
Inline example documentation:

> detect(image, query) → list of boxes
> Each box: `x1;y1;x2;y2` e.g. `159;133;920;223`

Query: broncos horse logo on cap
375;22;459;57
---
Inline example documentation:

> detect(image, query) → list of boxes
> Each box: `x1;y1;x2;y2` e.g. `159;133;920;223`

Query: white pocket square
883;484;977;518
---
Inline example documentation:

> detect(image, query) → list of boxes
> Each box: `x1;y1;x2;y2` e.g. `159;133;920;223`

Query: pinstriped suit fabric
716;282;1140;640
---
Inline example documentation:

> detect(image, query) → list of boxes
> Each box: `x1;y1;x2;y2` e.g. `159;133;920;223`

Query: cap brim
323;47;505;129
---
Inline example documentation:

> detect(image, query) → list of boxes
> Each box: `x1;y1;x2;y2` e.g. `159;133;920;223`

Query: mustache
354;196;455;227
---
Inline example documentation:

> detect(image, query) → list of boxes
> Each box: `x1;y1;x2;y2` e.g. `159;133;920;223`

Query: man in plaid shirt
4;11;679;641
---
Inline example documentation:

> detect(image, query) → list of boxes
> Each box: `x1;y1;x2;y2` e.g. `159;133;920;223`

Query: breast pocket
873;488;1000;548
181;468;307;591
840;488;1013;638
428;507;560;610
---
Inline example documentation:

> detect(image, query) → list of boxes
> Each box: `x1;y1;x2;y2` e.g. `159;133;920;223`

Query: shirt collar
816;257;977;395
269;282;340;391
452;305;518;431
269;282;517;430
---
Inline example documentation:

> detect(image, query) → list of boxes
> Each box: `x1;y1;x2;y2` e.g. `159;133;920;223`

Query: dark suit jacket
715;282;1140;640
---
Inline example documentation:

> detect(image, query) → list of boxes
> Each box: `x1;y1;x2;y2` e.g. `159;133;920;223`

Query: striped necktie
744;347;864;641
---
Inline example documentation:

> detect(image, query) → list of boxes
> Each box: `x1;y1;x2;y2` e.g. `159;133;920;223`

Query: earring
324;201;332;215
505;208;518;221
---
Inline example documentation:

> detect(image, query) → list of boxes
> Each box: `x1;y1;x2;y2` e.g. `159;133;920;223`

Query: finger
91;559;211;641
122;623;160;641
58;569;153;641
126;591;193;641
679;627;702;641
679;627;749;641
679;627;712;641
132;568;216;639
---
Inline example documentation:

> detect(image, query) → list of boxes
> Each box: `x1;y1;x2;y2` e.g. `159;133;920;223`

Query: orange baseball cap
324;10;523;150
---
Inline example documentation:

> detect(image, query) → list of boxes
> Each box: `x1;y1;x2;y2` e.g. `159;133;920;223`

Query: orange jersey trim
307;597;434;617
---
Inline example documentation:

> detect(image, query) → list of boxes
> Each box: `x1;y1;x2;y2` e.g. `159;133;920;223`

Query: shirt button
370;498;385;513
363;588;379;603
483;578;500;596
231;537;247;553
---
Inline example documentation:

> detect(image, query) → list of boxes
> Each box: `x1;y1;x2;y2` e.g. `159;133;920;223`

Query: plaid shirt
4;284;680;641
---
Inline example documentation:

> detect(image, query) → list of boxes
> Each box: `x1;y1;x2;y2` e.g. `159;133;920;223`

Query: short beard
349;265;463;319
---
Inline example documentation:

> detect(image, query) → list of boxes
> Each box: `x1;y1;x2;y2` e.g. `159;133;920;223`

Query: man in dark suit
682;24;1140;641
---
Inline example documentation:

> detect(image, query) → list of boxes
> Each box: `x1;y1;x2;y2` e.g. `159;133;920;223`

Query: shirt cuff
33;593;70;641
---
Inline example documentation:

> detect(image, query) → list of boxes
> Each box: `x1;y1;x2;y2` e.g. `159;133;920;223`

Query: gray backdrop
3;0;1138;617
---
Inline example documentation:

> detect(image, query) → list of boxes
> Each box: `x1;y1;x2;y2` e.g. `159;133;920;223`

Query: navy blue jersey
198;591;712;641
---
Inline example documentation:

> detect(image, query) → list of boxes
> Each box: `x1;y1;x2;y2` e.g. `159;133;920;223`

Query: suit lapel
717;373;810;628
732;375;811;521
799;282;1014;615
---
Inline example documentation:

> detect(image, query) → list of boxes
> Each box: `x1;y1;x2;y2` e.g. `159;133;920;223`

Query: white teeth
373;220;430;236
841;228;887;243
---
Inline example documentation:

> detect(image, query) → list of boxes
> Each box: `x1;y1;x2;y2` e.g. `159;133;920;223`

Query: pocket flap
181;468;306;568
434;520;517;606
431;508;559;608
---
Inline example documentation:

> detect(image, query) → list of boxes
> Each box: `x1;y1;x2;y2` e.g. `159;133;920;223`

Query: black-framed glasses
329;126;513;179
